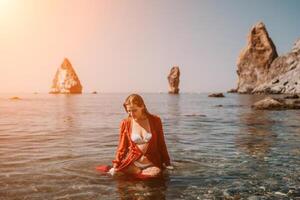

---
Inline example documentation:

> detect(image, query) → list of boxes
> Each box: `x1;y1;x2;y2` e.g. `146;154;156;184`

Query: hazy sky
1;0;300;93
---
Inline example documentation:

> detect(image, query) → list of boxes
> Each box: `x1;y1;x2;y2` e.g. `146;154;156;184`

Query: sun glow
0;0;14;12
0;0;10;6
0;0;17;20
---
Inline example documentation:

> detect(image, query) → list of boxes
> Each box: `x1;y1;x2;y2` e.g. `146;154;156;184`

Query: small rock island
49;58;83;94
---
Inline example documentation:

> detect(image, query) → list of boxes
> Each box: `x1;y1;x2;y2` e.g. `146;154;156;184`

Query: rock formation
168;66;180;94
50;58;82;94
252;39;300;94
235;21;300;94
227;88;238;93
252;97;300;110
236;22;278;93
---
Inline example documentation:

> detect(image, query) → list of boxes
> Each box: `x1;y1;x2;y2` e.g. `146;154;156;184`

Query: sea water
0;93;299;199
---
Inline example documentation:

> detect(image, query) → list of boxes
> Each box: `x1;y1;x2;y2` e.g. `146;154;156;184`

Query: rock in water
168;66;180;94
252;38;300;94
252;97;284;110
252;96;300;110
237;22;278;93
227;88;238;93
50;58;82;94
208;93;225;97
10;96;21;100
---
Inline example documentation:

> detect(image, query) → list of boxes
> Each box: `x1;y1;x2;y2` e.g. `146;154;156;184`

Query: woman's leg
123;163;142;175
141;166;161;177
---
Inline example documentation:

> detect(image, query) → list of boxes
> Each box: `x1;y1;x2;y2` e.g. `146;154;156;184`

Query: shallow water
0;93;299;200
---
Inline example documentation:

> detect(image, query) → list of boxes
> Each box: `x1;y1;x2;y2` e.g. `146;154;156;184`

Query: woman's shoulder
148;114;162;124
120;117;130;125
118;117;130;130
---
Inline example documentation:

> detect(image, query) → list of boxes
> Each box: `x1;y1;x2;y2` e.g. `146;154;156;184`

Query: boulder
168;66;180;94
10;96;21;100
208;93;225;97
236;22;278;93
252;97;284;110
227;88;238;93
50;58;82;94
252;96;300;110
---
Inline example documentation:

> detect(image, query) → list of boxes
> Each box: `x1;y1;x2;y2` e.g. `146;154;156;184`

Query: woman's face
126;103;145;120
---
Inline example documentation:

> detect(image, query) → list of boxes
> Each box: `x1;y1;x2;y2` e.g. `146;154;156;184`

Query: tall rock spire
236;22;278;93
50;58;83;94
168;66;180;94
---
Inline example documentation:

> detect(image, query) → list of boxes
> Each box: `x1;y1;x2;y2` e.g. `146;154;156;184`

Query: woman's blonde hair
123;94;150;116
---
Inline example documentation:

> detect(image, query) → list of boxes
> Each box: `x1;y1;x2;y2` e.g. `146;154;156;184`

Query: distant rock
252;38;300;94
49;58;82;94
252;96;300;110
10;96;21;100
227;88;238;93
168;66;180;94
92;91;97;94
236;22;278;93
208;93;225;97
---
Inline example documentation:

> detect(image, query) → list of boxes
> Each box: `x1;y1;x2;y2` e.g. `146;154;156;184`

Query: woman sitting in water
108;94;172;178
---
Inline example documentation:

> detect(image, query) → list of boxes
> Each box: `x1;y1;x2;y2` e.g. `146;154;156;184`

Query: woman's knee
141;166;161;176
124;164;142;174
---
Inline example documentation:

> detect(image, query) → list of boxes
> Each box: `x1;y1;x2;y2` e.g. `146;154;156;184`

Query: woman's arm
112;120;128;168
157;117;171;166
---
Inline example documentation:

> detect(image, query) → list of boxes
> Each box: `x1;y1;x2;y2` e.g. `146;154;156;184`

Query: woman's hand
108;167;116;176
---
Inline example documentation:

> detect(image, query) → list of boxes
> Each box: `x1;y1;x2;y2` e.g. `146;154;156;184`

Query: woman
109;94;172;178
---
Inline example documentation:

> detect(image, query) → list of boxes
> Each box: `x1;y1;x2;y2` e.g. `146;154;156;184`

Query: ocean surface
0;93;299;200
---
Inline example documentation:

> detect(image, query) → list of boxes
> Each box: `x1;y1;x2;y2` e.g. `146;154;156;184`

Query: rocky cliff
236;22;300;94
253;39;300;94
236;22;278;93
50;58;82;94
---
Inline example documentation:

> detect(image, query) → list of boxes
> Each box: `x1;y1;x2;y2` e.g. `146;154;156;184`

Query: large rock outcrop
50;58;82;94
168;66;180;94
236;22;278;93
253;39;300;94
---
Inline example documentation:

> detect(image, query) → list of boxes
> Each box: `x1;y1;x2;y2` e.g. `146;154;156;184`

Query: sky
1;0;300;93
